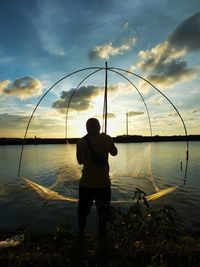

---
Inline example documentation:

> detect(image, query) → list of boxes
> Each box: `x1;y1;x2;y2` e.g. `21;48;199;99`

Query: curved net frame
18;63;189;184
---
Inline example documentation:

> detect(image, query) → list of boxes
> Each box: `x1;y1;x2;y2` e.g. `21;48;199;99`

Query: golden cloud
89;38;136;60
0;80;11;94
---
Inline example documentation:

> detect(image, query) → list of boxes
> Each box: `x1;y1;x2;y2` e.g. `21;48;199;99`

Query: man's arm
109;138;118;156
76;140;83;165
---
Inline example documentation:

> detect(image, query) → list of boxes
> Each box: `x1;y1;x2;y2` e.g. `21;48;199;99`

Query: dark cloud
1;77;43;100
136;12;199;87
169;12;200;52
52;85;102;112
52;83;133;113
148;59;196;87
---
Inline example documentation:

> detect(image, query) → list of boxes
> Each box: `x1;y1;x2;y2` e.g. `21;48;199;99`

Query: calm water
0;142;199;232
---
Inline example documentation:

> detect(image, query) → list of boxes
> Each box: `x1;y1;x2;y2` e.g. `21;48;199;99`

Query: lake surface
0;142;199;233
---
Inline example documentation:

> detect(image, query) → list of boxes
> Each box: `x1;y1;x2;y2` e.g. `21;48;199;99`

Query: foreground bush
0;188;200;266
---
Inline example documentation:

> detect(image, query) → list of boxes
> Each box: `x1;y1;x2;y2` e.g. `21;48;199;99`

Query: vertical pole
126;112;128;136
104;61;108;134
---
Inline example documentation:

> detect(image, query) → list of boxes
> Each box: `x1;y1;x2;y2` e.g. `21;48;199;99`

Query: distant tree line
0;135;200;145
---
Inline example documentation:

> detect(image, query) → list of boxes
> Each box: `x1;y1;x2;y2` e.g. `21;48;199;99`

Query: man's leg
95;187;111;238
77;186;94;233
98;203;109;237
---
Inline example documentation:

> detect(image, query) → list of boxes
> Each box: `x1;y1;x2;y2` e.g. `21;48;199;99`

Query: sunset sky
0;0;200;138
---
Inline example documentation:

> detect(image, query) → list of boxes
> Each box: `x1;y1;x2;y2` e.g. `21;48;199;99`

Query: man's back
77;133;117;187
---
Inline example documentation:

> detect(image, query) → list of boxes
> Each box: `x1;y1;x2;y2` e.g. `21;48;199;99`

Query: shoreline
0;134;200;145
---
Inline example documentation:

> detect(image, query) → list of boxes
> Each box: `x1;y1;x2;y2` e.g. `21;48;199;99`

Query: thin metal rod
126;112;128;136
103;62;108;134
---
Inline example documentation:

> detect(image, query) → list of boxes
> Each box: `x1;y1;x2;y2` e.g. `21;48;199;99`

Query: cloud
0;113;29;128
192;109;198;114
52;85;103;113
168;112;177;117
147;58;197;87
137;41;186;73
0;112;68;138
136;12;200;87
169;12;200;52
0;80;11;94
89;38;136;60
1;77;43;100
96;113;116;119
52;83;133;113
127;111;144;117
107;113;116;118
0;112;64;130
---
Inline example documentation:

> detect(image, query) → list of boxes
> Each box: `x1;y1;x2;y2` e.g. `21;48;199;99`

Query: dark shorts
77;186;111;216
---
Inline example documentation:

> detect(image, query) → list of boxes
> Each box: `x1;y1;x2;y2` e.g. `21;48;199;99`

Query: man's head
86;118;100;135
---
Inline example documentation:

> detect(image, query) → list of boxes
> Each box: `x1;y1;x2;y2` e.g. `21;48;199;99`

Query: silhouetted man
76;118;118;236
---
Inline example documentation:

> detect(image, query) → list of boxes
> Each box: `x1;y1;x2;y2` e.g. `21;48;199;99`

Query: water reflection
0;142;199;232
